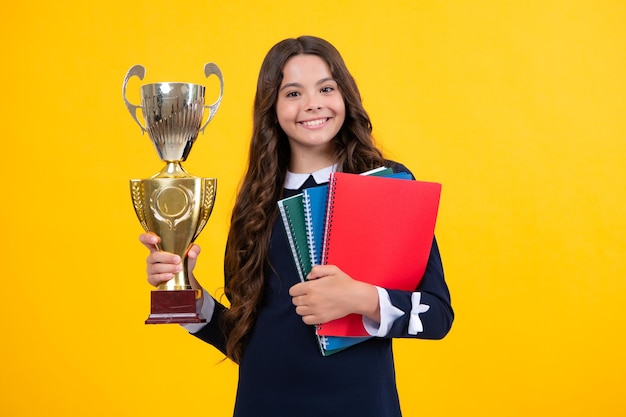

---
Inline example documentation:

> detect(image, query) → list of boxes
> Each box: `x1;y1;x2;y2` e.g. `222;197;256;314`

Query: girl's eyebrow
279;77;336;92
279;82;302;92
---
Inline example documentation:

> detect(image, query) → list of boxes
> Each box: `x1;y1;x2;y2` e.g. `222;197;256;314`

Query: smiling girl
140;35;453;417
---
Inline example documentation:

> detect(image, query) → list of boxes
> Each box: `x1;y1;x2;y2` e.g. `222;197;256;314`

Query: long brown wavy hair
222;36;385;363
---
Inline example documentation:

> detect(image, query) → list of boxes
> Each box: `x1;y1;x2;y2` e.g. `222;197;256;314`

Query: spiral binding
318;336;329;350
302;191;317;265
321;175;337;266
278;201;306;282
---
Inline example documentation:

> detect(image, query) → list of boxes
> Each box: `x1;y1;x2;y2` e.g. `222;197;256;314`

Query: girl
140;35;453;417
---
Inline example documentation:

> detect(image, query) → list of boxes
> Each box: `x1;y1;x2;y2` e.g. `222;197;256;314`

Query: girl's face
276;54;346;166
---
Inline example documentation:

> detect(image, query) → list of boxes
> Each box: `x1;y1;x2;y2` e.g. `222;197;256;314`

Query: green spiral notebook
277;194;311;282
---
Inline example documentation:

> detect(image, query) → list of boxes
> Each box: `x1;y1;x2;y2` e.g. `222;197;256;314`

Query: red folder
317;172;441;337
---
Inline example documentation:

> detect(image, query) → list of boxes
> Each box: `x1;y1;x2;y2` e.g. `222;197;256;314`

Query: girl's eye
286;91;300;98
321;86;335;93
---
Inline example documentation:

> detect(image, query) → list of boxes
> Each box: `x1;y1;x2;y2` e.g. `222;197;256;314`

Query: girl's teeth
302;119;325;127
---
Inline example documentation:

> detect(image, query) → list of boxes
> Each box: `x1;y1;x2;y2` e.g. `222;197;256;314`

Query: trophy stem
157;270;192;291
154;161;191;179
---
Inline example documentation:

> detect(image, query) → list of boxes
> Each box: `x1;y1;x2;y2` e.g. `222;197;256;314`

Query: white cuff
408;292;430;335
362;286;404;337
180;288;215;334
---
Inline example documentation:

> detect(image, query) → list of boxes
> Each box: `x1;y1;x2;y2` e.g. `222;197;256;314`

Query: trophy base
145;289;206;324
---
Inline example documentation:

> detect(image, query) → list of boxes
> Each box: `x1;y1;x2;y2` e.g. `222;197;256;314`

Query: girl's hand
138;232;202;290
289;265;380;325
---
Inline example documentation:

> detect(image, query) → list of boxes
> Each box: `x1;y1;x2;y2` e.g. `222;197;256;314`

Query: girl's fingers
145;242;183;288
138;232;160;252
147;257;182;274
140;234;203;289
187;243;201;259
147;251;181;265
147;272;177;287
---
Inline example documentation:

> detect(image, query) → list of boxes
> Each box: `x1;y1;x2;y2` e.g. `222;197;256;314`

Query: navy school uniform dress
189;161;454;417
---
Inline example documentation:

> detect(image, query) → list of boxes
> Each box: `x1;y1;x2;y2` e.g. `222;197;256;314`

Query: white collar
284;164;338;190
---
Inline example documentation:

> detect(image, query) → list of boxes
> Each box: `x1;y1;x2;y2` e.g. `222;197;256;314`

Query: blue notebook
318;335;370;354
302;185;329;267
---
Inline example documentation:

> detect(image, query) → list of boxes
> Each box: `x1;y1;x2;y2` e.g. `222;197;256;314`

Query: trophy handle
122;64;148;134
130;180;151;233
199;63;224;133
193;178;217;241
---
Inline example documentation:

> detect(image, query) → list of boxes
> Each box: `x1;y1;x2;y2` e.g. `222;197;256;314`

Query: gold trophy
123;63;223;324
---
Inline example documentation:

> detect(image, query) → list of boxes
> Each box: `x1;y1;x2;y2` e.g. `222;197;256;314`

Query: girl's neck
289;148;336;174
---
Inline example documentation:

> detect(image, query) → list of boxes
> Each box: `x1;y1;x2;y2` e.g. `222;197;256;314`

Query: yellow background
2;1;625;416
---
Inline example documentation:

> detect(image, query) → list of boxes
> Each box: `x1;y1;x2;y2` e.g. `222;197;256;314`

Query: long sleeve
374;237;454;339
362;160;454;340
188;297;229;356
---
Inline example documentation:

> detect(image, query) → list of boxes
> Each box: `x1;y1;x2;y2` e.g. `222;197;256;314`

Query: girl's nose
305;95;323;111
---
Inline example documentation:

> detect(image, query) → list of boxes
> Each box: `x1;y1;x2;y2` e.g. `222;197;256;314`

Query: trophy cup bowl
123;63;223;324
